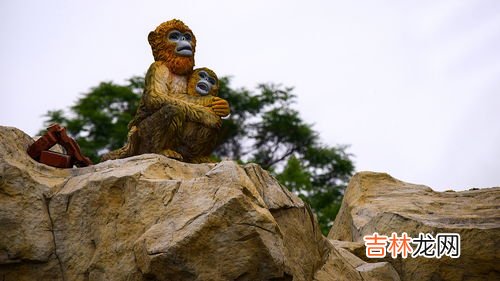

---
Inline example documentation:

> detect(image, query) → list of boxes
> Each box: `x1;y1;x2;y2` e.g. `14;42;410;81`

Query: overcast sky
1;0;499;191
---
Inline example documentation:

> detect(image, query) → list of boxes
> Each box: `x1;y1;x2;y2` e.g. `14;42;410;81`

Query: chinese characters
364;232;460;259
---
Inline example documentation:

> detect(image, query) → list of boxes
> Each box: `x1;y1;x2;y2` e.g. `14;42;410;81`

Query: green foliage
41;76;354;235
41;77;143;162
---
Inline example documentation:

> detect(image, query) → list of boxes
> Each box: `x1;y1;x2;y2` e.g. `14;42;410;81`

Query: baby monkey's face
189;68;219;96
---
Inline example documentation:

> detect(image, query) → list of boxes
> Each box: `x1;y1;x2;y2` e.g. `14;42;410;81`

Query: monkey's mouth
177;46;192;52
176;42;193;56
196;82;210;95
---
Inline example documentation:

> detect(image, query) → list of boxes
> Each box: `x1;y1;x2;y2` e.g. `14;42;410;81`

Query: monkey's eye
168;30;181;40
184;33;192;41
199;71;207;79
208;77;216;85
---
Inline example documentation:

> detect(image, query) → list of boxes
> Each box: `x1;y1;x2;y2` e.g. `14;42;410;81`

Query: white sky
1;0;499;191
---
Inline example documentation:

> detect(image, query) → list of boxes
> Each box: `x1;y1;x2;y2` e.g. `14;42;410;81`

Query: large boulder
328;172;500;281
0;126;332;281
7;125;496;281
313;240;400;281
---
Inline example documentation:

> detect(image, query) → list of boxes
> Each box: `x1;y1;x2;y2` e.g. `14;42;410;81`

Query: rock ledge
0;126;328;281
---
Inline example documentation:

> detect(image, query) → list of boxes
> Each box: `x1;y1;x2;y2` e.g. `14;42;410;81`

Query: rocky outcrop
2;125;498;281
313;240;400;281
328;172;500;281
0;126;332;281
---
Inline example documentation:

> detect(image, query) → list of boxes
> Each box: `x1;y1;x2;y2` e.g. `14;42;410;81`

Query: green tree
41;76;354;234
41;77;144;162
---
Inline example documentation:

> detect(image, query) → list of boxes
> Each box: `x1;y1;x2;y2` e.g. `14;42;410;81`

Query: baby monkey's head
188;67;219;97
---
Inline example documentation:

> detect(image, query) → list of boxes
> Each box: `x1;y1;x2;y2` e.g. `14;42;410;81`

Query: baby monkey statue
101;19;230;163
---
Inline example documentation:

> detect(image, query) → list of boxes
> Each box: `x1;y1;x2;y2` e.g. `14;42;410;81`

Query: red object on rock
27;123;93;168
40;151;72;168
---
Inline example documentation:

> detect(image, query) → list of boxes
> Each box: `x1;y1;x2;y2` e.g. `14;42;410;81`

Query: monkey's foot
101;146;127;162
161;149;183;160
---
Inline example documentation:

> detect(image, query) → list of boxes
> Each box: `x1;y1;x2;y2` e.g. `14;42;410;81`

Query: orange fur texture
148;19;196;75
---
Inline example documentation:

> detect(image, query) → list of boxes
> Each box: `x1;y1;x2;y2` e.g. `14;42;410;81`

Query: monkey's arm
172;93;230;117
142;61;172;111
171;93;214;107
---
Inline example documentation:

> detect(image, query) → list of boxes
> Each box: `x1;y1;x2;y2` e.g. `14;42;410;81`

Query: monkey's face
148;19;197;75
188;68;219;97
166;30;194;57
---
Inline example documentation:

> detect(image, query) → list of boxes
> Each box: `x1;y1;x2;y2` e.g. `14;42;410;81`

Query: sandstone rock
328;172;500;281
0;127;70;280
0;126;329;281
313;239;400;281
7;125;496;281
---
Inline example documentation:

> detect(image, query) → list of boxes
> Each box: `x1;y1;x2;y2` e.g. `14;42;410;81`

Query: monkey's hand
209;97;230;117
181;101;222;129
